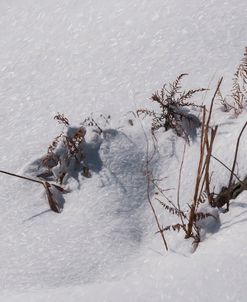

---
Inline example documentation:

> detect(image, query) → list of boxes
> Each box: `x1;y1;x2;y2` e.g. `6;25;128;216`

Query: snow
0;0;246;301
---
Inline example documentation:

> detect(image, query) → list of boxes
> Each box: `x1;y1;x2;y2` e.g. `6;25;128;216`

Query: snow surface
0;0;246;301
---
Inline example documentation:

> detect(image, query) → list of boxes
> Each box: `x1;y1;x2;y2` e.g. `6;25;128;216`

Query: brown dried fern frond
137;74;206;140
195;212;217;221
82;114;111;134
54;112;70;126
216;87;234;112
237;47;247;87
41;114;88;185
169;73;188;97
179;88;208;104
231;78;244;115
65;127;86;158
46;112;70;159
155;198;187;219
229;47;247;115
156;223;184;234
136;108;156;118
47;132;64;154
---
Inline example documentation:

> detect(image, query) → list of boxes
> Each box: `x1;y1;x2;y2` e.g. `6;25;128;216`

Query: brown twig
177;142;187;228
143;126;168;251
0;169;65;213
225;121;247;210
145;143;169;251
228;121;247;188
0;169;43;185
187;78;222;238
211;154;243;184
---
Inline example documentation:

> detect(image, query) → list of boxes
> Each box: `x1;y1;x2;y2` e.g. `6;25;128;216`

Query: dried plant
64;127;86;158
211;121;247;211
218;47;247;116
47;133;64;155
185;79;221;242
137;74;206;140
157;223;184;233
153;79;222;249
216;89;233;112
46;112;70;159
145;160;169;251
40;113;87;184
233;47;247;99
54;112;70;126
0;169;67;213
156;198;186;218
82;114;111;134
43;181;63;213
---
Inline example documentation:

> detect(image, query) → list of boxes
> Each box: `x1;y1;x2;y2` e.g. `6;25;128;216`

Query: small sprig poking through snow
47;112;70;155
151;79;222;250
54;112;70;126
40;113;87;184
230;47;247;115
217;47;247;116
137;74;206;141
82;113;111;134
47;133;64;155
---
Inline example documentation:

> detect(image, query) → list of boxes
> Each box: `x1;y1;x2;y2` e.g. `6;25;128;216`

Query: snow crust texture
0;0;246;301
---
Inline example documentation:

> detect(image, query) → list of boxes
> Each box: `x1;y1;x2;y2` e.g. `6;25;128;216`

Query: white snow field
0;0;247;301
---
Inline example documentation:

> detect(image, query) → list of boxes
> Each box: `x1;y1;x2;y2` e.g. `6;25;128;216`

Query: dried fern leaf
195;212;217;221
43;181;62;213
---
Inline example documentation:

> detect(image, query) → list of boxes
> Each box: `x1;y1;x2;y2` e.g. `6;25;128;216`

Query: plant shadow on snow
220;201;247;231
24;209;52;221
220;214;247;231
231;201;247;209
20;128;148;288
95;128;149;244
62;132;104;190
23;127;149;245
197;207;221;238
83;136;103;173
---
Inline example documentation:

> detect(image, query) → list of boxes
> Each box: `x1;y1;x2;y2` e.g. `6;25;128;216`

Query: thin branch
204;126;218;205
228;121;247;188
143;123;169;251
146;170;169;251
0;169;43;185
177;142;187;227
0;169;65;213
187;79;222;238
206;77;223;129
211;155;243;184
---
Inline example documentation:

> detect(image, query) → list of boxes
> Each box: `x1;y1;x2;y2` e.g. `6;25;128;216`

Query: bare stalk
146;172;168;251
0;169;65;213
0;169;43;185
177;142;187;228
204;126;218;205
140;117;169;251
211;155;243;184
228;121;247;188
187;78;222;238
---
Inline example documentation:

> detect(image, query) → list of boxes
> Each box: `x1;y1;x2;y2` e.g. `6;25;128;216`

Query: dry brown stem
228;121;247;188
0;169;65;213
186;78;222;239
